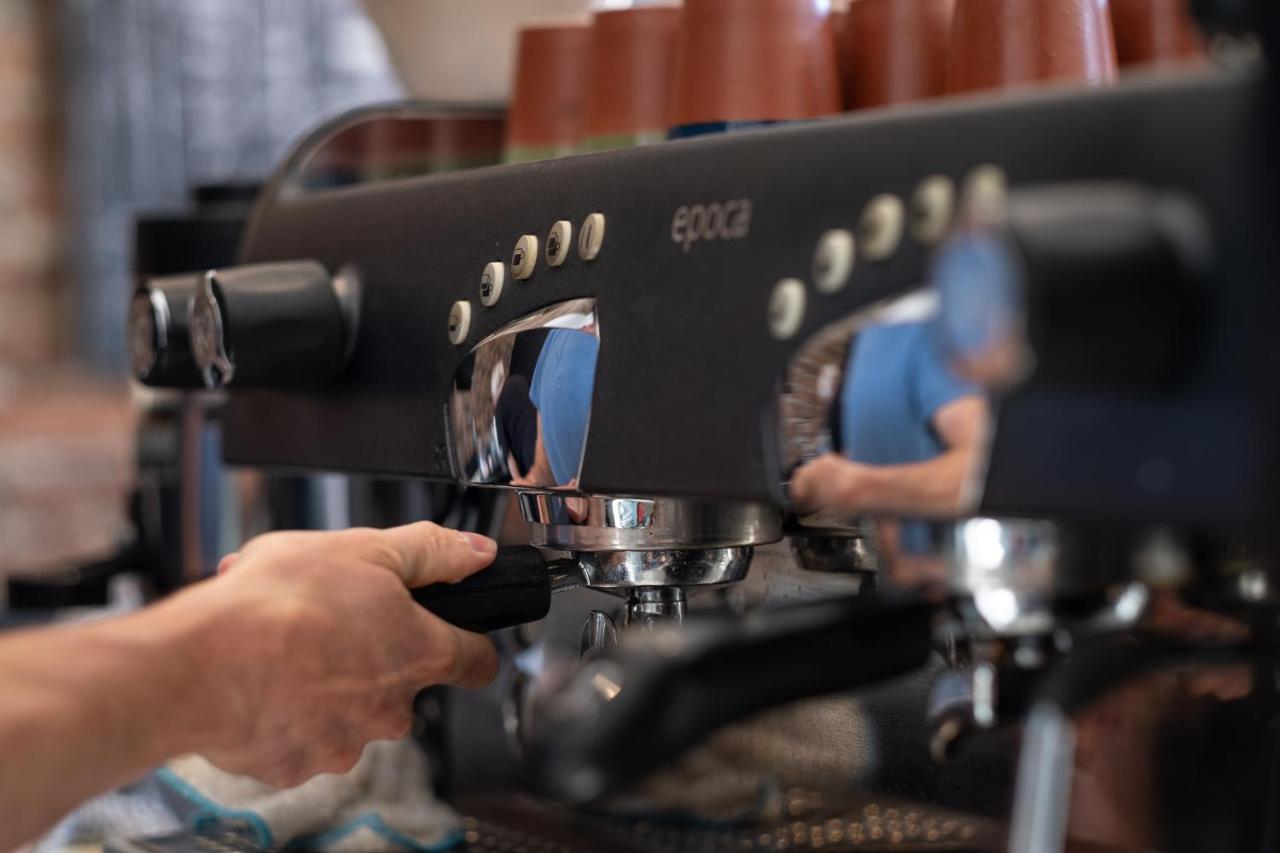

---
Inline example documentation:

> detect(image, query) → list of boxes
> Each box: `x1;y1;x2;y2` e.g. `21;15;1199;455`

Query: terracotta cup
582;5;681;152
1109;0;1205;68
505;20;591;163
669;0;843;135
947;0;1119;94
845;0;955;110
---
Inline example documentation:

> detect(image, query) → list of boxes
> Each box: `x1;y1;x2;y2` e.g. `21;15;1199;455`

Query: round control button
578;212;606;261
512;235;538;280
858;194;905;263
547;220;572;267
768;278;806;340
480;261;505;307
962;165;1008;227
812;229;855;294
448;300;472;346
910;176;956;245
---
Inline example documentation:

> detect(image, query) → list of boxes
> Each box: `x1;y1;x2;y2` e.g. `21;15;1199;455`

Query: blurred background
0;0;593;580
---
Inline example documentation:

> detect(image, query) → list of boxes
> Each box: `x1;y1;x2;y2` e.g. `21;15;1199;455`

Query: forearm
858;448;976;518
0;589;225;849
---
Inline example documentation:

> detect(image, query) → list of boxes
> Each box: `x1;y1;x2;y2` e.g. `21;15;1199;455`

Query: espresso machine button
511;234;538;280
811;229;855;294
190;260;357;389
479;262;505;307
128;274;204;388
447;300;472;345
910;175;957;245
858;193;906;262
546;220;572;267
768;277;807;340
578;212;606;261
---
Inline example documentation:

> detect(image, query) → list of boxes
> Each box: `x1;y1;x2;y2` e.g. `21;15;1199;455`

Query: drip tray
455;792;1002;852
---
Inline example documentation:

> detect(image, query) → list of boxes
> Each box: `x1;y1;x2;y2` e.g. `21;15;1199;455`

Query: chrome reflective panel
780;286;991;572
451;299;599;489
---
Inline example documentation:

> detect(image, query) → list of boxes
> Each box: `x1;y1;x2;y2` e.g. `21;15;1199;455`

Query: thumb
370;521;498;588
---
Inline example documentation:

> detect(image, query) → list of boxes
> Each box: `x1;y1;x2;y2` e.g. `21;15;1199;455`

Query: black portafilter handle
190;260;358;389
528;591;938;804
129;275;206;388
411;545;577;634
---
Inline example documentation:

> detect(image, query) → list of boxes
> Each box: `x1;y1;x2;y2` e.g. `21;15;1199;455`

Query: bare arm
0;522;500;850
790;395;989;518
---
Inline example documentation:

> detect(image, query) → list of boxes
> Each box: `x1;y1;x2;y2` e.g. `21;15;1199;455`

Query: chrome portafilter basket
517;493;782;628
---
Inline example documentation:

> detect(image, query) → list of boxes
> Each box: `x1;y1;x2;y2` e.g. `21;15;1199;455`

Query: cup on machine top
946;0;1119;94
1109;0;1206;69
668;0;843;137
505;19;591;163
582;4;681;152
843;0;954;110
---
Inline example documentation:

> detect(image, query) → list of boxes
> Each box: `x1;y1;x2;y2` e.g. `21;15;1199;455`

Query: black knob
129;274;205;388
935;183;1211;392
189;260;357;389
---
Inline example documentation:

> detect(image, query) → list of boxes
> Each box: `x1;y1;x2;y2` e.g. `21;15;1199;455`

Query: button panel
512;234;538;280
547;220;572;267
579;212;606;261
480;261;505;307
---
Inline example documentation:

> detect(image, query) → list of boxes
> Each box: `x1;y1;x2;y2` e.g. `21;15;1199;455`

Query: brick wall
0;0;133;577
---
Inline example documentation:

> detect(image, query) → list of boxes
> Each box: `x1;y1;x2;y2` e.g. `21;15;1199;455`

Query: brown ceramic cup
1110;0;1205;68
582;5;681;151
669;0;842;133
845;0;954;110
506;20;591;162
947;0;1119;94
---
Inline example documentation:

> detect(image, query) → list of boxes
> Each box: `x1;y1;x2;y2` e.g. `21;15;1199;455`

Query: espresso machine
128;6;1280;847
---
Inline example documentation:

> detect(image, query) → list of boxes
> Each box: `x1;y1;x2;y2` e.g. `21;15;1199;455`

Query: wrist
138;582;259;756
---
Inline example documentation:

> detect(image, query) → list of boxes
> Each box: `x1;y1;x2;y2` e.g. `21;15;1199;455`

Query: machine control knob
934;182;1211;392
128;274;206;388
190;260;358;389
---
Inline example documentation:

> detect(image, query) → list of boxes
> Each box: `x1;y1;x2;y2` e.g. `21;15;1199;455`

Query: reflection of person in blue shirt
529;328;599;487
791;314;987;566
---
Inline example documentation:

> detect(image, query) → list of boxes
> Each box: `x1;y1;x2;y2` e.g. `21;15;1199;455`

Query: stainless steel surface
520;494;782;552
191;270;233;389
128;287;169;381
949;518;1060;637
625;587;687;628
949;518;1150;638
575;547;751;591
451;299;598;488
790;531;879;576
580;610;618;660
1009;703;1076;853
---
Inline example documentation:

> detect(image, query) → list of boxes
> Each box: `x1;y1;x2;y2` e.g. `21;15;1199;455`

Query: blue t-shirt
840;320;977;553
529;329;599;486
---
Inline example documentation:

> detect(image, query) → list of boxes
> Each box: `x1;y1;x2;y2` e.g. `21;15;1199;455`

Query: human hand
790;453;878;514
188;522;500;787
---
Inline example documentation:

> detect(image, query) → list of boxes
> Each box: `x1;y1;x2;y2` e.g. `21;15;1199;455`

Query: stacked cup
582;2;682;152
505;19;592;163
947;0;1119;94
668;0;842;138
843;0;955;110
1109;0;1205;69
